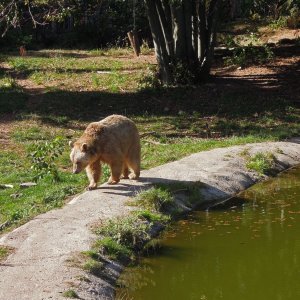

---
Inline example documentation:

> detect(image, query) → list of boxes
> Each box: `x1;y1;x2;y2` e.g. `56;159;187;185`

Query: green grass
132;187;173;212
0;145;87;227
12;126;54;142
95;215;150;251
246;152;275;175
0;47;299;234
82;259;103;275
0;246;11;261
134;210;170;223
62;289;79;299
95;237;132;260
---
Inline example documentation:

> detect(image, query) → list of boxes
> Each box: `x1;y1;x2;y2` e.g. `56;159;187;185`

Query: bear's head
69;141;97;174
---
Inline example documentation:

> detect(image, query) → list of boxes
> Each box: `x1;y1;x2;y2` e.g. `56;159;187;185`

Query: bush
225;44;274;67
28;137;65;182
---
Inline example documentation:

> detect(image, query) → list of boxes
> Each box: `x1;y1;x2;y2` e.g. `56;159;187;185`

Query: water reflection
117;167;300;300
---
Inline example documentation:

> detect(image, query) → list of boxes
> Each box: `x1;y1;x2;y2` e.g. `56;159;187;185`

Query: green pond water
117;166;300;300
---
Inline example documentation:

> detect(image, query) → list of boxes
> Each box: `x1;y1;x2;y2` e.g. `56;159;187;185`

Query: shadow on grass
0;44;299;136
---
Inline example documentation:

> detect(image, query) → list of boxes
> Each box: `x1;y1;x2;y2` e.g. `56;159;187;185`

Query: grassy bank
0;45;299;233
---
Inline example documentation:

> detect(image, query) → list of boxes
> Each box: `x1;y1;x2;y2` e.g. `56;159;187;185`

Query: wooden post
127;29;141;56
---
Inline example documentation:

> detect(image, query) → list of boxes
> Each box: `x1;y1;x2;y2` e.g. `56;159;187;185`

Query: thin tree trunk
171;3;186;60
183;0;195;64
155;0;174;56
145;0;172;84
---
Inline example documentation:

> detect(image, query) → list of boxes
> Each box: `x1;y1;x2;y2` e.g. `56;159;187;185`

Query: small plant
0;246;10;261
95;215;150;251
96;237;132;260
135;210;170;223
0;76;18;90
246;152;275;175
225;44;274;67
82;259;103;275
138;66;161;90
134;187;173;212
62;289;79;299
28;136;65;182
223;35;237;48
269;16;288;29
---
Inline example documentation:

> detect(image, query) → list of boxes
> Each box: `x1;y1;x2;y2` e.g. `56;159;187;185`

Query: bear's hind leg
127;157;140;180
86;159;101;190
122;163;129;179
108;160;122;184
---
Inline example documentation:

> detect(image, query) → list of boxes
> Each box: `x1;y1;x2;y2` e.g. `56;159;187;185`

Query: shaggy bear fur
70;115;141;190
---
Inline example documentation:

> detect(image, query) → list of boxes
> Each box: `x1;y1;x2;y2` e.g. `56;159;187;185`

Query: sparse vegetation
28;136;65;182
90;181;205;267
62;289;79;299
223;32;274;67
133;187;173;213
95;215;151;252
82;259;103;276
96;237;132;260
0;246;11;261
246;152;276;175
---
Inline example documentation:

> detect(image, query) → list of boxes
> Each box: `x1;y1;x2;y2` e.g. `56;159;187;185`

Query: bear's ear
81;143;88;152
69;140;74;148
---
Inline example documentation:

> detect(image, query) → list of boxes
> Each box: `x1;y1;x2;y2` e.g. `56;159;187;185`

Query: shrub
28;136;65;182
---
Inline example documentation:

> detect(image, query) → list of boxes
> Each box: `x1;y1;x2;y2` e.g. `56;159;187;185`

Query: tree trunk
127;30;141;56
144;0;220;85
145;0;173;84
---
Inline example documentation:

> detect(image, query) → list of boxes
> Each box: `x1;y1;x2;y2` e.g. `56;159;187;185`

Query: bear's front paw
86;184;97;191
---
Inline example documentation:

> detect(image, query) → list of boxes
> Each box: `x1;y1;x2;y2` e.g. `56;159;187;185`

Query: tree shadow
0;44;299;136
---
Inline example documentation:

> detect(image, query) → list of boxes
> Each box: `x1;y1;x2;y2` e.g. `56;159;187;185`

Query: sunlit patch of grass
82;259;103;275
62;289;79;299
0;148;86;230
132;187;173;213
246;152;276;175
4;54;148;73
12;126;54;142
95;215;150;255
0;76;18;90
0;246;12;261
95;237;132;260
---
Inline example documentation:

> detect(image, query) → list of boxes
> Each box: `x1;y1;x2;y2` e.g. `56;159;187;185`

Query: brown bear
70;115;141;190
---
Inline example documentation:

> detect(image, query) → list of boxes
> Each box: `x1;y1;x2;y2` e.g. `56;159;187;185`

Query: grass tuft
0;246;11;261
62;289;79;299
246;152;275;175
95;215;150;251
133;187;173;213
82;259;103;275
96;237;132;260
